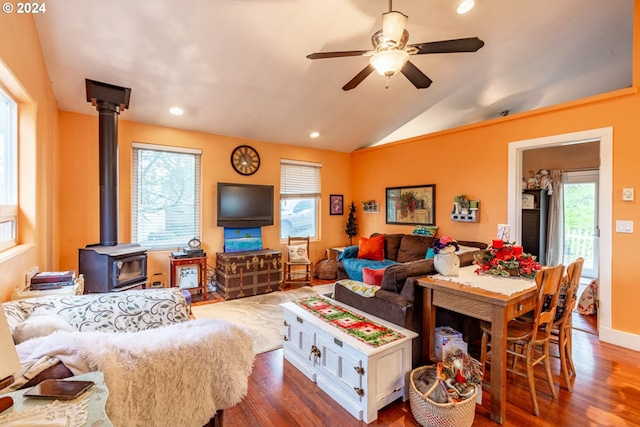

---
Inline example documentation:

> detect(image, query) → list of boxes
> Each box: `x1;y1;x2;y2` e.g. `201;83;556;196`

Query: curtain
546;169;564;265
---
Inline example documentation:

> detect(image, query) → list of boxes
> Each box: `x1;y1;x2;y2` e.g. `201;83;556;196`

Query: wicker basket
313;249;337;280
409;366;477;427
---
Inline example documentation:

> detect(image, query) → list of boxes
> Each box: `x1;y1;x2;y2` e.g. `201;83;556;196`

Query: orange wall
0;15;58;301
57;112;352;283
351;91;640;335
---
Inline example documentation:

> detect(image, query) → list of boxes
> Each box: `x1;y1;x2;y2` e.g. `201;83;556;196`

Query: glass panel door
563;170;599;279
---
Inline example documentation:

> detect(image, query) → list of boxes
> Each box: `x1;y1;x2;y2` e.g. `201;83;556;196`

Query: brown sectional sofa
334;233;487;366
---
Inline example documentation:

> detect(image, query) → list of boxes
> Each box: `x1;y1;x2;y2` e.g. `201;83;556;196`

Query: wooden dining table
417;266;537;424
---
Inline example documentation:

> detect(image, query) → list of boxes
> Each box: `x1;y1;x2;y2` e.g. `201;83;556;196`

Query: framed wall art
386;184;436;225
330;194;343;215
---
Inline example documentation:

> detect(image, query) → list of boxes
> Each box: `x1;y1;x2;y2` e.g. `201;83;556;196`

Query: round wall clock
231;145;260;175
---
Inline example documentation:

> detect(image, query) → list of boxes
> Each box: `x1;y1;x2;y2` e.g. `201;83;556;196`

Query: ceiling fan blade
307;50;370;60
342;65;375;91
401;61;432;89
410;37;485;54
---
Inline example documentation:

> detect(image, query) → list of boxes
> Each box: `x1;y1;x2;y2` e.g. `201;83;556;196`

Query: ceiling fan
306;0;485;90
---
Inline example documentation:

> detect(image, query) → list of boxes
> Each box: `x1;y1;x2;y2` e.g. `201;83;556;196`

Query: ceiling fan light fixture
457;0;475;14
382;11;408;45
370;49;409;77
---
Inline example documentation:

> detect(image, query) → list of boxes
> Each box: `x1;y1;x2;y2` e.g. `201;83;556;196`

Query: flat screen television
217;182;274;228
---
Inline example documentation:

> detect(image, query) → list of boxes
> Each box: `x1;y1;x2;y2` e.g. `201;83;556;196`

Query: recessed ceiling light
457;0;475;14
310;131;320;138
169;107;184;115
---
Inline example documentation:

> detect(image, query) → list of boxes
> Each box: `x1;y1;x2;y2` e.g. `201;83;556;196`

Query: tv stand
215;249;282;300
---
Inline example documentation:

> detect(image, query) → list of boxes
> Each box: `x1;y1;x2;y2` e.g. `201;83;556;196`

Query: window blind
132;143;202;249
280;159;321;199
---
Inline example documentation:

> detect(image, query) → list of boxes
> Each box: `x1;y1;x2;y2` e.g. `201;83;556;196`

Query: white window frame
131;142;202;250
0;86;18;252
280;159;321;240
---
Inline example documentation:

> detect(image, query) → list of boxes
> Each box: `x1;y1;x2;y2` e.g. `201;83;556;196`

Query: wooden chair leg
558;326;572;391
543;341;557;399
566;326;576;377
525;344;540;417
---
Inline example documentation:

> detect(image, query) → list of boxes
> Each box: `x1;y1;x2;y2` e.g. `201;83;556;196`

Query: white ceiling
34;0;633;153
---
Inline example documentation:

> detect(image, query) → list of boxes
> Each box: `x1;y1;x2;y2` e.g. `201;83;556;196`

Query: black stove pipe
97;101;120;246
85;79;131;247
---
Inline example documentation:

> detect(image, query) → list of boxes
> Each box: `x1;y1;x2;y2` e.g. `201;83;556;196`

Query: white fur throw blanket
17;319;255;427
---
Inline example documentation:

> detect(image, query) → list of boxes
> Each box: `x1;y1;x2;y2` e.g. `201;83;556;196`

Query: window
0;87;17;251
132;143;201;249
280;159;321;239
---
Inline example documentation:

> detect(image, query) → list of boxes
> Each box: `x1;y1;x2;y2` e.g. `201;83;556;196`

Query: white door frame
507;127;622;348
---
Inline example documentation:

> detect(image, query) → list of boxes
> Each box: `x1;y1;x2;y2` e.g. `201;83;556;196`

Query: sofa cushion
397;235;435;263
362;267;386;286
381;259;434;293
4;288;190;334
381;233;404;262
357;234;385;261
13;311;76;344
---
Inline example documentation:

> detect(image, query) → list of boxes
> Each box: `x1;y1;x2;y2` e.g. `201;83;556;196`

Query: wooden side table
0;371;112;426
169;256;208;301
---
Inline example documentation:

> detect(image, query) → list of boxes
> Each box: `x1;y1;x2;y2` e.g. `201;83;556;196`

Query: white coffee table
282;296;417;423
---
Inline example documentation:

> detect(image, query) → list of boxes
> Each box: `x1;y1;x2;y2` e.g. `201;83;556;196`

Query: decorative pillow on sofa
362;267;386;286
425;247;436;259
287;245;309;263
337;279;380;298
13;310;76;344
357;235;384;261
397;234;435;263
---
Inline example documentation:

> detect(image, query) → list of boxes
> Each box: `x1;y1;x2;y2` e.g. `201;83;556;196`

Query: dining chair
480;264;565;416
283;236;312;288
550;257;584;392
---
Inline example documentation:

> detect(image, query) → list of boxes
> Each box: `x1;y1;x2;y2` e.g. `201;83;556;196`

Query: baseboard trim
599;326;640;352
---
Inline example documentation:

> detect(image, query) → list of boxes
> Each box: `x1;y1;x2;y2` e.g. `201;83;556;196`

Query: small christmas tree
345;201;358;245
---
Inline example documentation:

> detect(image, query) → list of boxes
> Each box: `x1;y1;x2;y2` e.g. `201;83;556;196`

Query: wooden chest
215;249;283;300
281;298;417;423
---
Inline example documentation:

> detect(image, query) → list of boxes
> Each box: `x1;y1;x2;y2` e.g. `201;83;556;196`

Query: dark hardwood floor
192;283;639;426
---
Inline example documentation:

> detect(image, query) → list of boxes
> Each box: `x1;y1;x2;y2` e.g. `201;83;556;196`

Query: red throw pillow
362;267;386;286
357;235;385;261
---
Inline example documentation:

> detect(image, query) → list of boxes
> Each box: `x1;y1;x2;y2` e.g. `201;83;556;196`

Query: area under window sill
0;243;36;263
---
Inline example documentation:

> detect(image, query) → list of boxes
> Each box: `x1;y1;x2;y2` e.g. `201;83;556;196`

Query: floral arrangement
396;191;417;218
432;235;460;254
473;241;542;278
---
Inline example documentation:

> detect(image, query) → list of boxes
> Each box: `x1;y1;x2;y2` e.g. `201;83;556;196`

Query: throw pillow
357;235;385;261
383;234;405;262
13;311;76;344
425;247;435;259
362;267;386;286
397;234;434;263
287;245;309;263
337;279;380;298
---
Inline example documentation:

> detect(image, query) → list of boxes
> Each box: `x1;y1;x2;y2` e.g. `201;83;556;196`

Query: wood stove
79;79;148;293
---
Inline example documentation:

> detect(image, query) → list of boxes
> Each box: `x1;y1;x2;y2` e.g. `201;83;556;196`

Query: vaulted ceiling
34;0;633;152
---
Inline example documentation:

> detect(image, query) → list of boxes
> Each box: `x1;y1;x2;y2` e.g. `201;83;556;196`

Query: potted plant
345;201;358;245
455;195;470;215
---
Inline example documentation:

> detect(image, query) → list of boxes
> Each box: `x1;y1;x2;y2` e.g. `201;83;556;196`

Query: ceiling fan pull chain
385;76;391;89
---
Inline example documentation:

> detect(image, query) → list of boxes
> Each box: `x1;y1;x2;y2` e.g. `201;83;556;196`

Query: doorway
507;127;613;344
563;170;599;279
